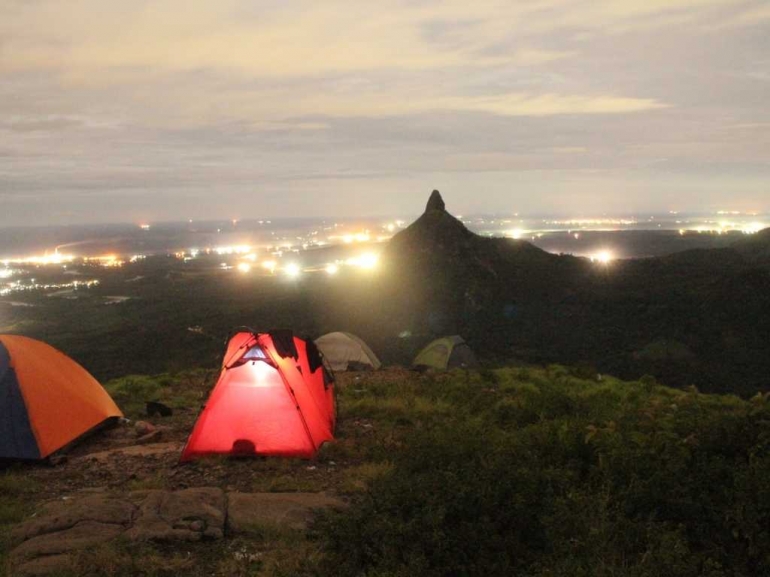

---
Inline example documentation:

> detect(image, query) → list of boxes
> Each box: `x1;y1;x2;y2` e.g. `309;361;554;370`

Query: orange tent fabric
0;335;123;459
180;331;335;461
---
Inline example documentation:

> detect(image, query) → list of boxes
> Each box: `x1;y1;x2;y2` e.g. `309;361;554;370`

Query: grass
104;369;216;420
0;471;38;576
6;365;770;576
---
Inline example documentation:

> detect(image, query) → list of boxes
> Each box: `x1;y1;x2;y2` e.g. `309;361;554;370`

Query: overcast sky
1;0;768;226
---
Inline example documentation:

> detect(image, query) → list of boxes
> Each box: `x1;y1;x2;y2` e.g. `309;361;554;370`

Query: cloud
0;0;768;225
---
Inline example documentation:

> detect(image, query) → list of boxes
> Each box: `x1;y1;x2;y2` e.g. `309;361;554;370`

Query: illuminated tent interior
412;336;478;371
0;335;123;460
315;332;382;372
180;330;336;461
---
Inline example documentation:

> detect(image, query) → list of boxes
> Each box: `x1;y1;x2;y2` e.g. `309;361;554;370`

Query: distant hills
381;190;770;395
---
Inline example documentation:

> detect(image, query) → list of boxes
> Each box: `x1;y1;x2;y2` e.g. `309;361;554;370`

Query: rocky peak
426;190;446;212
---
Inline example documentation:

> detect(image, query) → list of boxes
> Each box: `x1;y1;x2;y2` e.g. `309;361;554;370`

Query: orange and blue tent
180;330;336;462
0;335;123;460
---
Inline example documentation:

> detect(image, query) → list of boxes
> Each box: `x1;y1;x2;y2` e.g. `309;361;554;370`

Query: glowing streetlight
237;262;251;274
358;253;378;270
591;251;614;264
284;263;302;278
325;263;339;275
261;260;277;273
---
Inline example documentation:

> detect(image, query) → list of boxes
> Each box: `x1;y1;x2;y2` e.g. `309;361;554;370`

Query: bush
308;368;770;577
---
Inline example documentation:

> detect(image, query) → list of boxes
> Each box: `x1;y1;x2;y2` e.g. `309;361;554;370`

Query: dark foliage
310;370;770;577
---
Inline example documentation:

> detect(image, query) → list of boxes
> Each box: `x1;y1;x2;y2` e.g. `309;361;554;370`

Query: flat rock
226;492;344;533
11;495;136;543
12;520;127;563
8;488;340;575
125;487;225;541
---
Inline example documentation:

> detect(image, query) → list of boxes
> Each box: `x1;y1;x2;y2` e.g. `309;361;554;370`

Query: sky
1;0;769;226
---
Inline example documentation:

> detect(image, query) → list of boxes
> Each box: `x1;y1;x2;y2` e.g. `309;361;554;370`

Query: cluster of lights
329;232;371;244
2;252;75;266
215;245;252;256
2;252;147;269
0;279;99;297
232;252;379;278
590;251;615;265
345;253;379;270
506;229;544;241
383;221;406;234
84;255;124;267
546;218;638;227
678;221;767;236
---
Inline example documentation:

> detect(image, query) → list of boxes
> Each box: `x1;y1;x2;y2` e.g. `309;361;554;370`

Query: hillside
733;227;770;266
380;191;770;395
4;366;770;576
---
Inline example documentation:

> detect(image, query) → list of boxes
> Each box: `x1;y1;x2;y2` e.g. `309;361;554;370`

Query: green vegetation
307;367;770;577
104;369;216;419
0;471;38;573
5;365;770;576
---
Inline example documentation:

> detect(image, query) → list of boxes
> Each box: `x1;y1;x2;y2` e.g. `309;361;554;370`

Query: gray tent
315;332;382;372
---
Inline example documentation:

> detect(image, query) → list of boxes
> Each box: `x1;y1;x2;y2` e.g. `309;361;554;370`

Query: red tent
180;330;335;461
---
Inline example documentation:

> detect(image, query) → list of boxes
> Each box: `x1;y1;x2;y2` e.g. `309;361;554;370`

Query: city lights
284;263;302;278
347;253;379;270
262;260;277;273
237;262;252;274
591;251;614;264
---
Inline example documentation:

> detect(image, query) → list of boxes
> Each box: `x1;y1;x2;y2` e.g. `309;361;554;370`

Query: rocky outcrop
9;489;343;576
124;487;226;542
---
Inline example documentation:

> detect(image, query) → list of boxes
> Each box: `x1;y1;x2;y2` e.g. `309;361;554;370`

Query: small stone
134;421;156;436
189;520;205;532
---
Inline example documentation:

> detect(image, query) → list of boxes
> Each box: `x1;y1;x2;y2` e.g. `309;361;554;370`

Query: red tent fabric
180;331;335;461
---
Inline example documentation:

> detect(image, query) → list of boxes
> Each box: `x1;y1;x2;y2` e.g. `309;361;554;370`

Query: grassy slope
3;365;770;576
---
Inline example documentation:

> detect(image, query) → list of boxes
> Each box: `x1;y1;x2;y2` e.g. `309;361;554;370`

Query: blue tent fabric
0;342;40;460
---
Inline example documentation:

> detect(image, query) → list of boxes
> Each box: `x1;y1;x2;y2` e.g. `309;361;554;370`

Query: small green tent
315;332;382;372
412;336;478;370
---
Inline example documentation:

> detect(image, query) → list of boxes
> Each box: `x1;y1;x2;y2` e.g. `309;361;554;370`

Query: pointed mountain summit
386;190;474;258
383;189;561;287
426;189;446;212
